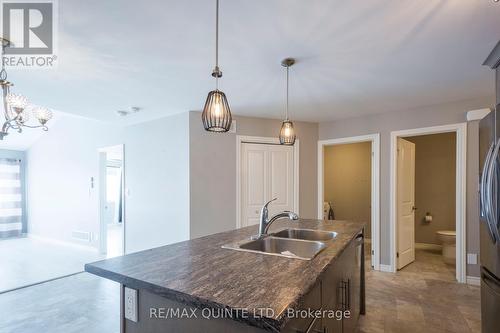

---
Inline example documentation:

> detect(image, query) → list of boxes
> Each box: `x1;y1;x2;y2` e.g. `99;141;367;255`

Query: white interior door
396;138;416;269
267;145;294;218
241;143;294;227
98;152;108;255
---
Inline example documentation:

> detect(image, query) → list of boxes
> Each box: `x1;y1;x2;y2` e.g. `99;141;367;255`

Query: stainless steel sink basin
222;237;326;260
272;228;337;241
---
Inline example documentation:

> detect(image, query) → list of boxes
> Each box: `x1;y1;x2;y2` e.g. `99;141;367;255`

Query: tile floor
358;247;481;333
0;273;119;333
0;243;480;333
0;236;105;293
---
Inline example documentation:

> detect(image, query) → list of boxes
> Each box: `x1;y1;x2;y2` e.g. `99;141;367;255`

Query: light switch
467;253;477;265
124;287;138;322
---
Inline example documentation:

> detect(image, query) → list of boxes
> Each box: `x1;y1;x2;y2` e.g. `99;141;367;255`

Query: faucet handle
260;198;277;222
263;198;278;209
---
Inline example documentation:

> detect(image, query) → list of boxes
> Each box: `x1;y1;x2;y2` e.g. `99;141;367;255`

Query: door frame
317;134;381;271
98;144;126;256
389;123;467;283
236;135;300;229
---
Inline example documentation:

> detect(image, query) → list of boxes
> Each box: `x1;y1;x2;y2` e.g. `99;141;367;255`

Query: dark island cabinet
122;231;365;333
322;232;364;333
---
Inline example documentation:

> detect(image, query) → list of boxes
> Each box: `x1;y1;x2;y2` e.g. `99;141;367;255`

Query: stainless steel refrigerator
480;41;500;333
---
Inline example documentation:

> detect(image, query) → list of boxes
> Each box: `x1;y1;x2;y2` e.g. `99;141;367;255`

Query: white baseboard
466;276;480;286
415;242;442;251
379;264;394;273
28;234;98;252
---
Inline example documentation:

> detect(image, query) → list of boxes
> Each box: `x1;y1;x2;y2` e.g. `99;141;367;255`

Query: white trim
466;108;491;121
379;264;393;272
317;134;381;271
466;276;481;286
389;123;467;282
98;152;107;255
97;144;126;256
415;242;442;251
236;136;300;229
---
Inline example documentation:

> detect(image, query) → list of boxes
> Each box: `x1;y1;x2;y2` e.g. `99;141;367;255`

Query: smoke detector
117;106;142;117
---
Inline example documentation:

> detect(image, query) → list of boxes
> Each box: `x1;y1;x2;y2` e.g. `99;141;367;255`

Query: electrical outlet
467;253;478;265
124;287;138;322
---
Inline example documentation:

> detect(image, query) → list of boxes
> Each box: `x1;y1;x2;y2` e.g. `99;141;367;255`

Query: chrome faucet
256;198;299;239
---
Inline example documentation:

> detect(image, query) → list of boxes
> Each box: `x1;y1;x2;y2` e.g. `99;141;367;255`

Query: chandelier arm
1;120;10;133
8;119;20;130
2;88;11;122
0;40;7;81
17;123;45;129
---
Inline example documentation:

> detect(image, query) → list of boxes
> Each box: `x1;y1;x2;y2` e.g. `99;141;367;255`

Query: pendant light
202;0;232;132
279;58;296;145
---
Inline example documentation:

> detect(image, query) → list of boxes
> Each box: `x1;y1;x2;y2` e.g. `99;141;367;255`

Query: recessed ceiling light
116;106;142;117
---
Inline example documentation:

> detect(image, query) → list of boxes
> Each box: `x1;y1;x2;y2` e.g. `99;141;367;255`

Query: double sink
222;228;337;260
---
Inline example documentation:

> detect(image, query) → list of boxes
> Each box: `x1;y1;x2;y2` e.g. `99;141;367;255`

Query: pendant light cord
285;66;289;120
0;41;7;81
215;0;220;90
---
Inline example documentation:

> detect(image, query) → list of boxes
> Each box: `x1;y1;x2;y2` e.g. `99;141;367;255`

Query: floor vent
71;231;91;242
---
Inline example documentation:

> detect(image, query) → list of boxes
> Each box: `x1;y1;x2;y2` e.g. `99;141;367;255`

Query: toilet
436;230;456;265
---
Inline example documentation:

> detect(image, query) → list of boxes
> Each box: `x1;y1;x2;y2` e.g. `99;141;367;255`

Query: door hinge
397;252;399;258
371;250;374;255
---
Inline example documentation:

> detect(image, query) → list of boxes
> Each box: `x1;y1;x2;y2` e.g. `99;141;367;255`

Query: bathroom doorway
390;124;467;282
98;145;125;257
318;134;380;271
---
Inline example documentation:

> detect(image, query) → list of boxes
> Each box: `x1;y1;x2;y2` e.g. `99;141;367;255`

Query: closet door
241;143;294;227
267;145;294;219
241;144;268;227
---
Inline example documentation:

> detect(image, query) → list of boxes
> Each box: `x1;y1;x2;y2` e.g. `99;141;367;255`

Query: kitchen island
85;219;365;333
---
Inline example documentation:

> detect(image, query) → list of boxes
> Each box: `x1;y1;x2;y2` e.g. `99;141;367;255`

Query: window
0;158;23;238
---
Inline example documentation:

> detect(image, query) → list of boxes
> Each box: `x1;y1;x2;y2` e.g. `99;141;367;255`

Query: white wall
123;112;190;253
26;112;191;254
26;115;123;248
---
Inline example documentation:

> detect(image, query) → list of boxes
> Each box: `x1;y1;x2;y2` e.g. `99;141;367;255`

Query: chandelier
0;37;53;140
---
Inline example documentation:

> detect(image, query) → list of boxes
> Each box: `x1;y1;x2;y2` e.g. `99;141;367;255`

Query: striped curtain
0;158;22;238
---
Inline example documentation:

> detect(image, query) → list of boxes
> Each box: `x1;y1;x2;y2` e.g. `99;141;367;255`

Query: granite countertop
85;219;364;331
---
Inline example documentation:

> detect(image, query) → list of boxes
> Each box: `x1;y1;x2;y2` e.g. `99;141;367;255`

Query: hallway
359;248;480;332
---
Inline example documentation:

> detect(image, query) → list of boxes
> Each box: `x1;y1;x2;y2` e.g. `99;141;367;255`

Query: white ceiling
6;0;500;125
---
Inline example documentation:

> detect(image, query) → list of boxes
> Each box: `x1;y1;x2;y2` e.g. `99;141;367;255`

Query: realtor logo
1;0;58;68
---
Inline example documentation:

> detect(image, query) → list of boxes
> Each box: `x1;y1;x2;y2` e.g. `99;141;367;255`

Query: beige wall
189;112;318;239
324;142;372;238
187;95;490;277
405;133;456;245
319;96;495;277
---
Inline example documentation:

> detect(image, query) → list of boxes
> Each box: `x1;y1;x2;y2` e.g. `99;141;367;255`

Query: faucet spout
256;198;299;239
264;211;299;234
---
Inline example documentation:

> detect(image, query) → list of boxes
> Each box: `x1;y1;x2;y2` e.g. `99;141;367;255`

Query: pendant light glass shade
279;120;296;145
202;90;232;132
